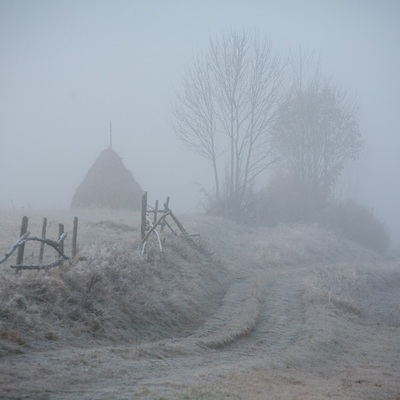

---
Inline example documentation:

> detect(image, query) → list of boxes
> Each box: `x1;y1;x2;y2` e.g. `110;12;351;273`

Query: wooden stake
141;192;148;240
161;196;170;232
16;216;28;265
164;196;170;210
153;200;159;225
38;217;47;264
72;217;78;257
58;224;65;254
169;211;188;235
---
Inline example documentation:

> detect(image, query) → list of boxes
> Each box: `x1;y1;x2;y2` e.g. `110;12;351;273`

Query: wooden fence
140;192;199;255
0;216;78;272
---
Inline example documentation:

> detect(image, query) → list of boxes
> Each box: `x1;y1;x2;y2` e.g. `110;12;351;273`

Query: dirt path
0;216;399;399
2;258;399;399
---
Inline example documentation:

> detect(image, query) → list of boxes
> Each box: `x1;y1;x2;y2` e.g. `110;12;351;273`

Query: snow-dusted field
0;209;399;399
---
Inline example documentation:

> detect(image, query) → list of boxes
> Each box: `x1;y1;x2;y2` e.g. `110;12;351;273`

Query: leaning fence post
169;211;189;236
38;217;47;263
72;216;78;258
141;192;148;241
58;223;65;254
16;216;28;265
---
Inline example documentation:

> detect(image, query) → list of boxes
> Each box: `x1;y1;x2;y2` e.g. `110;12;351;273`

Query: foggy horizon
1;0;399;243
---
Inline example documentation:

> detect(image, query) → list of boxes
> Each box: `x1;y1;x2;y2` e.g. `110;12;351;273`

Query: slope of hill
0;209;399;399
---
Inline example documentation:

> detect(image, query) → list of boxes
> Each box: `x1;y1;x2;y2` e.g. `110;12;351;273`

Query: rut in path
2;262;397;400
215;266;307;360
127;263;308;361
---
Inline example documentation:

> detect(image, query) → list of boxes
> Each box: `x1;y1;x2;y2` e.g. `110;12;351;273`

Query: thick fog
0;0;399;242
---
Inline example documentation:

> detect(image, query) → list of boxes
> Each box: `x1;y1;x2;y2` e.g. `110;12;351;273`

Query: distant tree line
172;30;389;252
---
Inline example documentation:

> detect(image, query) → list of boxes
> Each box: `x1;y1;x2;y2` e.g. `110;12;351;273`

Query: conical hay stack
71;148;144;210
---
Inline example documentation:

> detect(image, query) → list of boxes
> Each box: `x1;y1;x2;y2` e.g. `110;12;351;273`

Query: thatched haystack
71;148;144;210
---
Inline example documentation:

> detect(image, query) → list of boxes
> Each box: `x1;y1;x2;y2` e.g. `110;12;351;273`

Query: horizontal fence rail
0;216;78;272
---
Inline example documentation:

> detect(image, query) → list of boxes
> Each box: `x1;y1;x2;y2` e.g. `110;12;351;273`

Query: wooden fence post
58;223;64;254
141;192;148;240
38;217;47;264
164;196;170;209
161;196;170;232
72;216;78;257
16;216;28;265
153;200;158;225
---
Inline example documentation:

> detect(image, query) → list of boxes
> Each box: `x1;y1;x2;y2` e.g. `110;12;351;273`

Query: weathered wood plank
16;216;28;265
39;217;47;264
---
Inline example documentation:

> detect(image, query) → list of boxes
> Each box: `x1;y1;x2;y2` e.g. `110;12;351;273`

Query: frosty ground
0;209;399;399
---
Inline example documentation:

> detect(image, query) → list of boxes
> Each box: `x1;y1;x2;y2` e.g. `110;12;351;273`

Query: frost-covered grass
0;209;227;354
304;262;400;327
0;236;226;348
250;223;381;268
0;208;142;269
0;209;398;357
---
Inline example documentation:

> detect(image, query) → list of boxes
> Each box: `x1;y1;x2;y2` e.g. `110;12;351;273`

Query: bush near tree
246;176;390;253
173;34;389;251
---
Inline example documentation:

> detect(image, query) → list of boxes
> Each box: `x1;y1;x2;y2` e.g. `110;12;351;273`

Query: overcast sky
0;0;399;241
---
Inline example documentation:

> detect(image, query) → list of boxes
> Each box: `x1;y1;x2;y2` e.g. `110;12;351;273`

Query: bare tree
271;51;363;203
173;30;285;217
173;52;220;200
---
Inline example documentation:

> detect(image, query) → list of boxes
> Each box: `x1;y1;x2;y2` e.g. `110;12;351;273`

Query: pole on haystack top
109;121;113;149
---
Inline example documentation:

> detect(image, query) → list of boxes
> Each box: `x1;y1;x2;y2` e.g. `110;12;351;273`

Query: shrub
321;201;390;253
244;173;390;253
245;172;328;226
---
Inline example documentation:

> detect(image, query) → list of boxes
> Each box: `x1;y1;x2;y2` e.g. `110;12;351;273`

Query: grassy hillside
0;209;397;358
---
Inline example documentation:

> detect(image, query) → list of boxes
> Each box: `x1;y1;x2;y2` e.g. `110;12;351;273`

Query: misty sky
1;0;399;241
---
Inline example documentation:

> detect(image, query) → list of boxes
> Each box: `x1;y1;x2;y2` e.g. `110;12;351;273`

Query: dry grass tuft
0;223;227;352
304;262;400;326
0;324;27;346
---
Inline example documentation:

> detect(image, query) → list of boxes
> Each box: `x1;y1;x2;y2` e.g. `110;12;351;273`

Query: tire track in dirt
0;215;312;400
124;263;308;367
1;214;399;399
254;268;306;352
0;265;295;397
3;260;397;400
111;265;310;399
110;268;265;358
207;266;307;363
